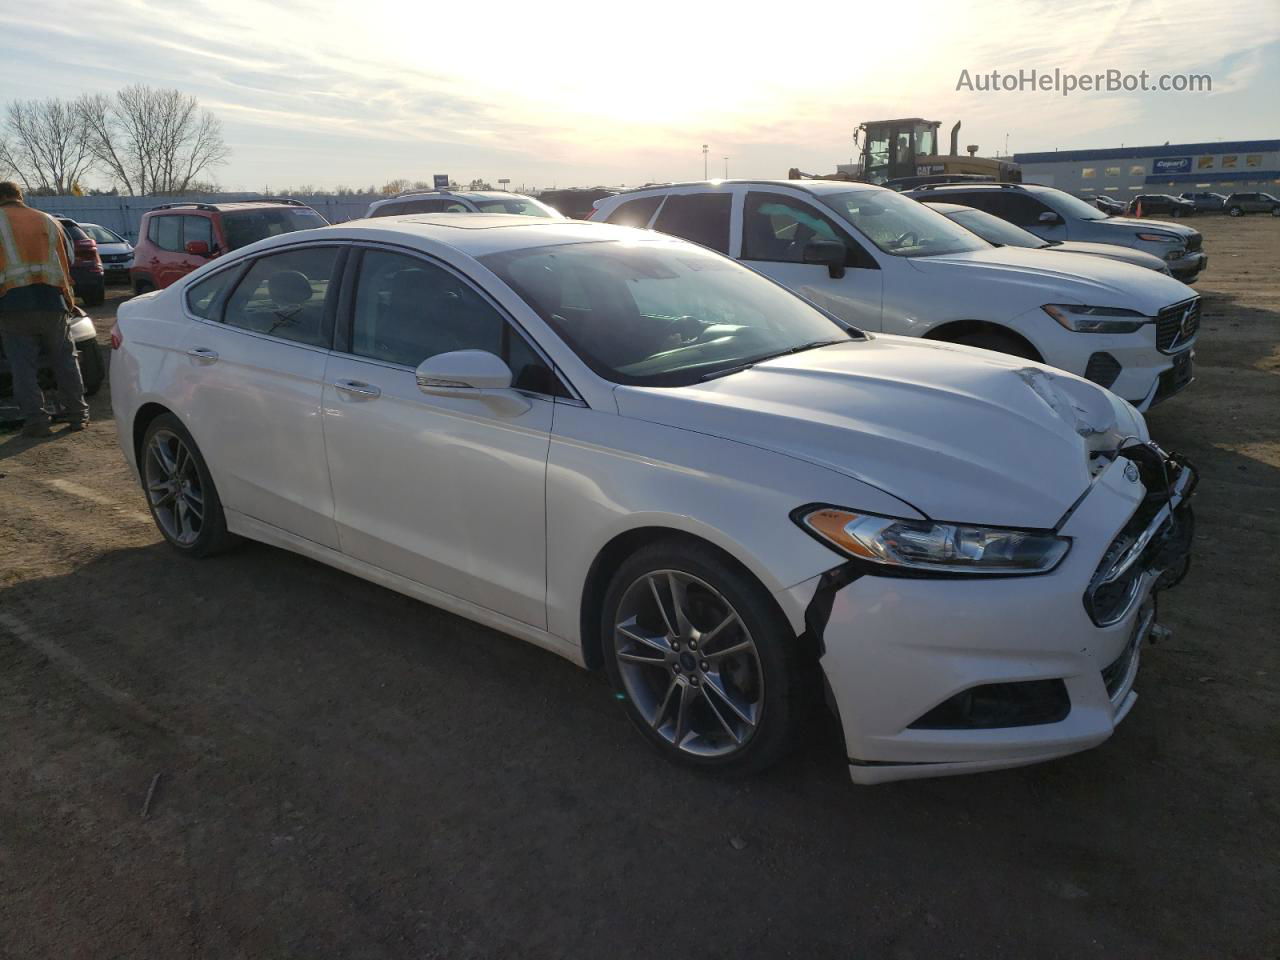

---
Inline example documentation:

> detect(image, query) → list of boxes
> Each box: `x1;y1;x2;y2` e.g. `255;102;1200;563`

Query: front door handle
333;379;381;400
187;347;219;363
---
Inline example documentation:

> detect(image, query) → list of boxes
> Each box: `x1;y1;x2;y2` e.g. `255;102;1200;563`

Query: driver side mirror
1038;211;1062;225
802;240;847;279
415;350;530;415
185;240;211;257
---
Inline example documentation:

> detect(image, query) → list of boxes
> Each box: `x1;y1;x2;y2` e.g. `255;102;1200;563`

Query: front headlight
797;507;1071;576
1137;232;1180;244
1042;304;1148;334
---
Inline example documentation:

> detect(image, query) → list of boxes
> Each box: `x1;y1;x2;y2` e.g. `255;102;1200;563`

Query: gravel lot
1;215;1277;959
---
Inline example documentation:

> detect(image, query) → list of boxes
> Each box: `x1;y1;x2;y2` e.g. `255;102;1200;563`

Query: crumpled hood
1091;215;1199;239
905;245;1194;314
614;337;1147;528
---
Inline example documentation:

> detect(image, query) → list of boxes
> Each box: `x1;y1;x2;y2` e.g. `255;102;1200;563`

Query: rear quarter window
185;267;241;319
652;193;732;254
605;195;663;227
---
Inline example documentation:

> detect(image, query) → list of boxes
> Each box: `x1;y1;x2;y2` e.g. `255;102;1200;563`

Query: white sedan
110;215;1196;783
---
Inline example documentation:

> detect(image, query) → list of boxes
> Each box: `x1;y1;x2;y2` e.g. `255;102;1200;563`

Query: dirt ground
1;216;1277;959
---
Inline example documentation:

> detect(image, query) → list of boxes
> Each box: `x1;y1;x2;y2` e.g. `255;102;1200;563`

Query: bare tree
1;99;95;193
78;85;229;195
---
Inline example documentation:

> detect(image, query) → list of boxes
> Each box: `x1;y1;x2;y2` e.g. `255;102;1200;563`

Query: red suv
131;199;328;293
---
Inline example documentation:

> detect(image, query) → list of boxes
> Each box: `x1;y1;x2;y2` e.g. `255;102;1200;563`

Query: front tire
1228;206;1243;217
601;539;803;775
140;413;237;557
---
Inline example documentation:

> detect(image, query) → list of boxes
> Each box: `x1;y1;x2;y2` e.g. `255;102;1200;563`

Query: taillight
110;324;123;350
75;240;97;262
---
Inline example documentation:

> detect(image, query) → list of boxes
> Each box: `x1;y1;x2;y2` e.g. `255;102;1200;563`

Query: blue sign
433;174;450;189
1152;157;1191;175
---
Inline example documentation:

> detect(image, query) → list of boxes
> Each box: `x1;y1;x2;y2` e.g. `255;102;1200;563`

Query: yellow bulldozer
789;118;1020;189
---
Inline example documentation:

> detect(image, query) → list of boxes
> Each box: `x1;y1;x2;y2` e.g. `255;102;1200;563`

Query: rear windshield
221;207;328;250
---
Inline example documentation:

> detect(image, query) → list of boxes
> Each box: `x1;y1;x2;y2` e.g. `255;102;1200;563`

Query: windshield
944;208;1046;248
221;207;328;250
1043;189;1109;221
481;239;855;387
82;223;125;244
473;197;558;217
824;190;989;257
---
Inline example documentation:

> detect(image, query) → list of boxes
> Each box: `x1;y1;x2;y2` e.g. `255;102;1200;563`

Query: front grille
1084;352;1122;389
101;253;130;264
909;680;1071;729
1156;298;1200;352
1102;635;1139;698
1084;449;1196;627
1185;233;1202;252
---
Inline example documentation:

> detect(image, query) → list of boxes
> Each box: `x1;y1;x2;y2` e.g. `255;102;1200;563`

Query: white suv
590;181;1200;409
365;190;561;219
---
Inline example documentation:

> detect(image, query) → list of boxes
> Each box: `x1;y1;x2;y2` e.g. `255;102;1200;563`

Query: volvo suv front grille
1156;298;1200;353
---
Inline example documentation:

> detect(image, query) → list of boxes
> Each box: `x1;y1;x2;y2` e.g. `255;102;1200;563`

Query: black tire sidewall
77;340;104;396
140;413;234;557
600;539;799;775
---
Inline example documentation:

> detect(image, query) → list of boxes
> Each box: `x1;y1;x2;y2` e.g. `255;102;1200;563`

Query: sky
2;0;1277;192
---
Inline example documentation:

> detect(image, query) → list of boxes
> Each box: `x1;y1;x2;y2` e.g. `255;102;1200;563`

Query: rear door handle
187;347;219;363
333;379;381;400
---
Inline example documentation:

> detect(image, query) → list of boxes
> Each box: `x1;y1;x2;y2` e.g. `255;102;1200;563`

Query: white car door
320;246;557;628
179;244;344;549
735;188;884;331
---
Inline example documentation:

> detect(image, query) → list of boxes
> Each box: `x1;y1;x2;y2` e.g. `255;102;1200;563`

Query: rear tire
140;413;238;557
1227;206;1243;217
601;538;804;776
77;339;104;397
133;278;155;296
946;329;1039;360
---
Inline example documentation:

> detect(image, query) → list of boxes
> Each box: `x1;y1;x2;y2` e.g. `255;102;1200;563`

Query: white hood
1090;215;1199;240
1052;241;1169;272
906;246;1195;314
615;337;1146;528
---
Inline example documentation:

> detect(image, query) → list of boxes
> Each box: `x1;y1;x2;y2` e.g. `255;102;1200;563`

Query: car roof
371;190;535;204
611;178;889;198
145;201;318;215
251;213;660;259
919;202;972;213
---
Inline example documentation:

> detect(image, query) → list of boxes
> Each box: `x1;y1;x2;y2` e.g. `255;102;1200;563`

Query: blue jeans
1;309;89;425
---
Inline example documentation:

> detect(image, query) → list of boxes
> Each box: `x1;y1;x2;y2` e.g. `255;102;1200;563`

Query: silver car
923;202;1172;274
80;222;134;283
907;183;1208;282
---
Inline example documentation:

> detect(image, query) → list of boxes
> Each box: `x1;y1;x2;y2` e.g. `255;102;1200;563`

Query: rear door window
652;193;732;254
604;195;663;228
222;246;342;347
155;216;183;252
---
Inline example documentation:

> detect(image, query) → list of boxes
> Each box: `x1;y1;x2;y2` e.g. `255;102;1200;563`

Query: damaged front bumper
784;445;1197;785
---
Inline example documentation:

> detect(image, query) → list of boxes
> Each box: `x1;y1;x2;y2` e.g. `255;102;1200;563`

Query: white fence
27;194;374;241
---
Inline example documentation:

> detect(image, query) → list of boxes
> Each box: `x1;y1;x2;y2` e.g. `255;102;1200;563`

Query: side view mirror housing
802;239;847;279
185;240;211;257
415;350;530;414
1038;211;1062;225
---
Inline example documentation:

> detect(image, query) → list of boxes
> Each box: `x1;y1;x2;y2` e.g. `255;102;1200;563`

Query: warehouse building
1011;139;1280;199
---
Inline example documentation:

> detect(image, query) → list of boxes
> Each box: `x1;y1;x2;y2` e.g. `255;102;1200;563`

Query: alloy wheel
613;570;763;757
144;429;205;546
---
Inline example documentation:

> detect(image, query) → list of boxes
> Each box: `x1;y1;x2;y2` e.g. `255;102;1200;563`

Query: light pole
702;144;708;180
723;156;729;178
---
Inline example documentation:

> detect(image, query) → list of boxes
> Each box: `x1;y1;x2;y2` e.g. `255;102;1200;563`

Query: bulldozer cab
859;119;940;184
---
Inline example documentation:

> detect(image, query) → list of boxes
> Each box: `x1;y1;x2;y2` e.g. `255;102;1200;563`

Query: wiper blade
698;338;848;382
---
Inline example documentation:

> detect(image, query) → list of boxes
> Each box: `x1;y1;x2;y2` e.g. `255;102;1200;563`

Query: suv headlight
1137;232;1180;243
1042;304;1148;334
796;507;1071;576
